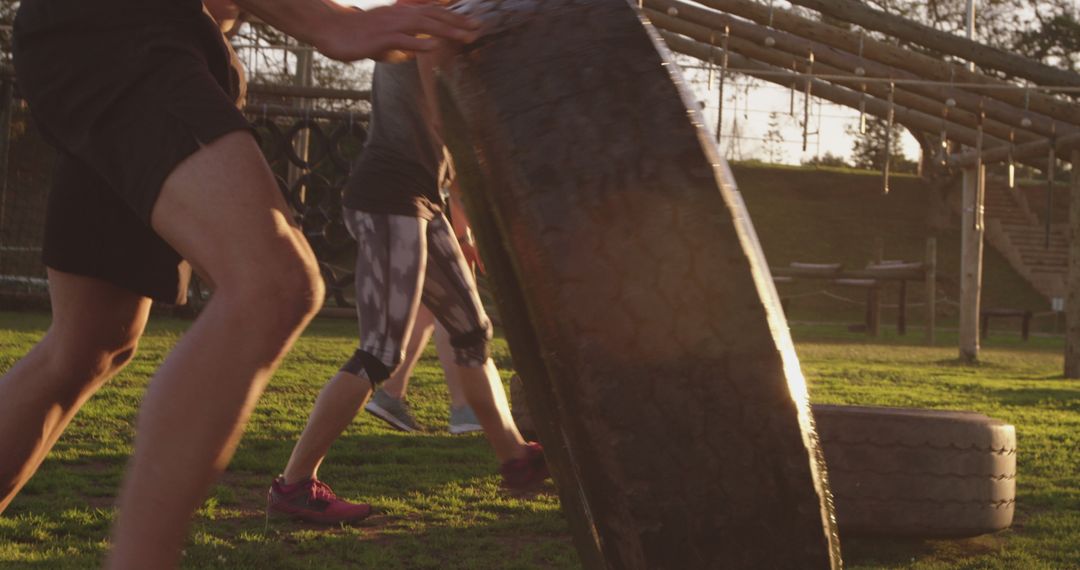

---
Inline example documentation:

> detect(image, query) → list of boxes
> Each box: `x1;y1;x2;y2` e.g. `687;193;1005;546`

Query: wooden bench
980;308;1033;341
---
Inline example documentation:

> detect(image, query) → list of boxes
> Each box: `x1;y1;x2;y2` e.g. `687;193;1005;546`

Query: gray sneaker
448;405;483;435
364;389;420;432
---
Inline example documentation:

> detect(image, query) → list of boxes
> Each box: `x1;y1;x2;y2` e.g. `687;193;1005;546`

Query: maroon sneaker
500;442;550;492
267;477;372;524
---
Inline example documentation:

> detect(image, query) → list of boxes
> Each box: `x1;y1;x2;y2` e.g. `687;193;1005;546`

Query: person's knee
450;320;494;367
340;349;398;385
276;255;324;323
216;246;324;334
40;327;142;398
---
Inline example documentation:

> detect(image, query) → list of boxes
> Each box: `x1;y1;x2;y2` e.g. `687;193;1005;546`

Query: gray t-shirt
343;60;447;220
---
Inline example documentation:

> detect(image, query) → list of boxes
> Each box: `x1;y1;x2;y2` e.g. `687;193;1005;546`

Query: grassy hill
730;163;1052;333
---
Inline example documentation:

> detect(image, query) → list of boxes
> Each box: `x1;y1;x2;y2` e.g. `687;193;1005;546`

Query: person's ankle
281;472;315;487
379;387;405;400
507;442;531;462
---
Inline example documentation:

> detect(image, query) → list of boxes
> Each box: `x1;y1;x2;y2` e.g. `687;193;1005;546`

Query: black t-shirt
343;61;447;220
15;0;204;33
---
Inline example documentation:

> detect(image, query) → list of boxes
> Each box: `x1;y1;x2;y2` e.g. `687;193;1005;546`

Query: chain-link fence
0;75;371;310
0;76;49;305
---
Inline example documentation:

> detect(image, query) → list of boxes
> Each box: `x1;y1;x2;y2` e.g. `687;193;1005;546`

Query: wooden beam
959;165;986;363
662;32;979;140
786;0;1080;89
645;0;1068;141
247;83;370;101
647;9;1043;144
950;131;1080;168
659;32;1074;170
1066;148;1080;377
690;0;1080;128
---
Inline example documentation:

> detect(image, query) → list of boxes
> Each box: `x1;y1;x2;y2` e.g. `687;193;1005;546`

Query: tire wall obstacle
438;1;842;568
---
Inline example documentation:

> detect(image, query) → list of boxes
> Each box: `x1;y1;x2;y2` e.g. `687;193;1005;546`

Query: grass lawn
0;311;1077;569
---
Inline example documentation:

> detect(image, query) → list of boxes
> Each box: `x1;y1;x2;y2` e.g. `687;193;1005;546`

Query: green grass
1;311;1078;569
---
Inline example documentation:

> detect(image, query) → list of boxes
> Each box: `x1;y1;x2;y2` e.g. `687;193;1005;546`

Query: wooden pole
786;0;1080;89
866;285;880;336
926;237;937;345
898;279;907;336
1065;149;1080;377
247;83;370;101
871;237;884;337
287;48;316;190
959;166;986;363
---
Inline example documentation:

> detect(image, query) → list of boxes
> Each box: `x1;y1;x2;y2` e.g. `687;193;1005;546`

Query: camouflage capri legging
339;208;493;383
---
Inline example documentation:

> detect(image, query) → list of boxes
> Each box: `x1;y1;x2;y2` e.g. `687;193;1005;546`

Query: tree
802;152;850;168
1014;8;1080;74
846;117;918;173
1;0;16;65
761;111;785;164
855;0;1079;75
860;0;1033;51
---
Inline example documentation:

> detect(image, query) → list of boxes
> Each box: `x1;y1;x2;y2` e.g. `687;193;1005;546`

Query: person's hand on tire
457;228;486;275
315;2;481;63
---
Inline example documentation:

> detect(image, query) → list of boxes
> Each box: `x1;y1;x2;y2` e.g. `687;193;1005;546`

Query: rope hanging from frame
715;25;730;145
937;103;950;167
1007;129;1016;189
803;50;814;152
857;32;867;134
975;99;986;232
882;81;895;195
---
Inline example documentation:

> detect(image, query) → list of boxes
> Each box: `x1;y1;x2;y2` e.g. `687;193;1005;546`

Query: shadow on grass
931;357;1011;370
3;430;567;568
841;532;1005;568
841;535;938;566
983;385;1080;409
9;430;511;520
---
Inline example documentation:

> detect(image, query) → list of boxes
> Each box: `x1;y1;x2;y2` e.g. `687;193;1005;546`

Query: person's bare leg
0;271;150;514
379;305;435;400
281;215;428;486
434;322;469;410
280;370;372;484
455;360;525;462
420;216;525;461
106;131;324;570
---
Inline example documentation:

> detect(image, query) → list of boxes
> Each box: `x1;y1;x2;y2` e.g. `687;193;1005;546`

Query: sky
677;62;923;165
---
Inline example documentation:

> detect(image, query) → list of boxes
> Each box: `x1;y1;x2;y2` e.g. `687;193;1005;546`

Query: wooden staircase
982;182;1068;301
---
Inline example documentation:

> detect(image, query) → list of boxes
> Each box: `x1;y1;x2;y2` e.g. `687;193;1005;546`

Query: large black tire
438;1;841;568
814;405;1016;538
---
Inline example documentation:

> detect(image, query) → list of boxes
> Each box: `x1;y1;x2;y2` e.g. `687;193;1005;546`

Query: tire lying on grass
813;405;1016;538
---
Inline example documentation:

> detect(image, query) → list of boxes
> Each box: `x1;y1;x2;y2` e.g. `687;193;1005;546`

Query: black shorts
13;7;250;303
